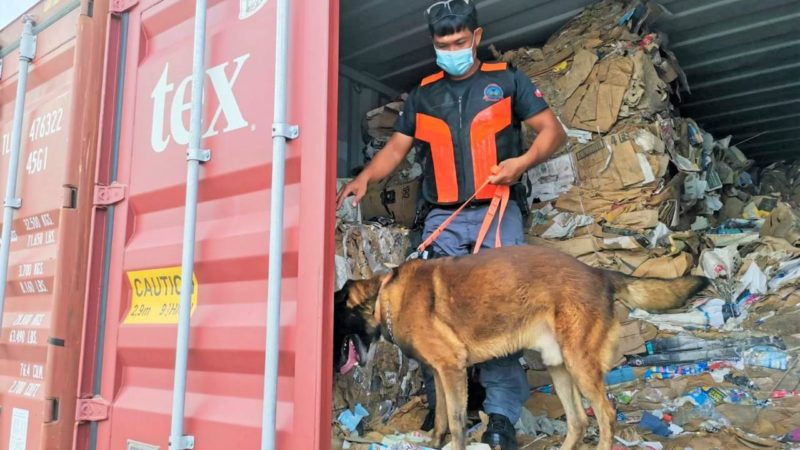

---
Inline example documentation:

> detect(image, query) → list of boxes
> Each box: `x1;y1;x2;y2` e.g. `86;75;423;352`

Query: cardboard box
360;178;420;227
574;137;653;191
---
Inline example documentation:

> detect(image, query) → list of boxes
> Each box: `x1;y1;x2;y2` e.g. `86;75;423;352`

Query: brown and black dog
335;245;708;450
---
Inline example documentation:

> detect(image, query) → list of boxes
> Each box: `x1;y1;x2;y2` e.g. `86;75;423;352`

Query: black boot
481;413;518;450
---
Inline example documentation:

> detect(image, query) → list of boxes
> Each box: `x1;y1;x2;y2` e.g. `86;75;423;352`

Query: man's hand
336;176;369;209
335;132;415;209
488;157;527;185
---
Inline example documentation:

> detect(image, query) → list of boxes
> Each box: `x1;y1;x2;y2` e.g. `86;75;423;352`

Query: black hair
427;3;479;37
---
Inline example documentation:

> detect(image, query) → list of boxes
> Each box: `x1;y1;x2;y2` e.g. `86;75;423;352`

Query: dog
334;245;708;450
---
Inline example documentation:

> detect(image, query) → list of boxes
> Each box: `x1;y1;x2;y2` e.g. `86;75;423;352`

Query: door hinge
110;0;139;13
94;183;127;207
76;396;110;422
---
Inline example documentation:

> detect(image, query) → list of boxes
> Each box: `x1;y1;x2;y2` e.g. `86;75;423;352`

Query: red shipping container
0;1;110;449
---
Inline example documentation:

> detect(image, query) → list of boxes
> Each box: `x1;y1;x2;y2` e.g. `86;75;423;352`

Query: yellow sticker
124;267;198;324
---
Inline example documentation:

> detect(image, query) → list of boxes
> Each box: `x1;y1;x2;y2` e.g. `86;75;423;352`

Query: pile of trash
333;98;424;285
363;95;424;185
333;96;426;449
753;160;800;206
495;0;753;274
334;220;410;291
332;1;800;449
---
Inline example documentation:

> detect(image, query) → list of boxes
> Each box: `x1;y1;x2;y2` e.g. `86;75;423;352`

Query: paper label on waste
634;129;665;154
612;141;646;187
704;195;723;213
541;212;592;239
8;408;29;450
602;236;641;249
671;153;700;172
526;153;576;202
566;128;593;143
700;246;740;280
124;267;198;324
706;167;723;191
683;173;707;201
636;153;655;185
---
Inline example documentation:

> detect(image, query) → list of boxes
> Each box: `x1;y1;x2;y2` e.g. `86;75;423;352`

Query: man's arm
336;132;415;208
520;108;566;168
488;108;566;185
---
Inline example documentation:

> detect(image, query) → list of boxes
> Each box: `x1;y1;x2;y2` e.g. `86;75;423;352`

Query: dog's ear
379;266;398;289
334;281;351;305
346;277;382;308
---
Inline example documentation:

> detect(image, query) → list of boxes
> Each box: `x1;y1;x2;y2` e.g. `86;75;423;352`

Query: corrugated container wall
336;75;391;177
75;0;339;449
0;0;110;449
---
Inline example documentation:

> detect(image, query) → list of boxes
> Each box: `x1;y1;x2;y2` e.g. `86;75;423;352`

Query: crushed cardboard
334;1;800;448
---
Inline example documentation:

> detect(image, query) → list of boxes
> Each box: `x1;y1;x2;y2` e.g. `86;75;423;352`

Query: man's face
432;27;483;52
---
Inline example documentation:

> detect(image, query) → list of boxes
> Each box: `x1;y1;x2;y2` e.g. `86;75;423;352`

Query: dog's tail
604;271;710;312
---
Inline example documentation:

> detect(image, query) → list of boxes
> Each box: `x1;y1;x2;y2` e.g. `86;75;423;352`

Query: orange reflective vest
411;62;525;205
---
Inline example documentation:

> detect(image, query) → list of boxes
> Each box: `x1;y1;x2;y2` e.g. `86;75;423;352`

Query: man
337;1;566;448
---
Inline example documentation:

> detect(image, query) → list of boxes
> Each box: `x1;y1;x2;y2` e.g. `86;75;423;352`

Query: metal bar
743;139;800;154
671;9;800;49
662;0;746;20
340;0;531;64
691;61;800;90
340;64;398;98
168;0;208;448
0;0;80;59
732;131;770;147
705;112;800;132
0;18;35;331
683;39;800;71
691;99;800;121
376;6;585;81
734;126;800;138
89;11;129;450
262;0;297;447
681;81;800;108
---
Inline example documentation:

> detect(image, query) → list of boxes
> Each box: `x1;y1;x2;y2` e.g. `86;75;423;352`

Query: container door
79;0;338;449
0;1;109;449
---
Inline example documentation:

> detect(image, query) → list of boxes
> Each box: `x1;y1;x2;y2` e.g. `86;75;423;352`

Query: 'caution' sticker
124;267;198;324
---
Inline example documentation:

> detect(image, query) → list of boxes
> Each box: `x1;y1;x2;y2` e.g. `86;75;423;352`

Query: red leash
417;165;511;255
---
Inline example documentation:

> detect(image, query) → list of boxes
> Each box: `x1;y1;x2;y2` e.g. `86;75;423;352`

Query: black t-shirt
395;63;548;137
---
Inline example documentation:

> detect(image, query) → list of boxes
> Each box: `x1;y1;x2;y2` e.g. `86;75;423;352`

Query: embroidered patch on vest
483;83;504;102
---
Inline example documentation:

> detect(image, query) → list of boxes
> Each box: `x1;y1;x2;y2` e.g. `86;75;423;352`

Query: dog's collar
374;295;395;343
374;274;397;343
383;296;395;342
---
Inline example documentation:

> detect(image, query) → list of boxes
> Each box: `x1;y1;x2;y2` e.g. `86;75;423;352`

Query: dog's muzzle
337;334;368;374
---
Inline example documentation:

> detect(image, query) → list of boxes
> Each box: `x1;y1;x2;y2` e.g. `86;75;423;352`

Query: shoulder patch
420;71;445;86
481;62;508;72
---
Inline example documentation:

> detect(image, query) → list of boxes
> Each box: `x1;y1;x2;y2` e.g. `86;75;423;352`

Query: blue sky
0;0;39;30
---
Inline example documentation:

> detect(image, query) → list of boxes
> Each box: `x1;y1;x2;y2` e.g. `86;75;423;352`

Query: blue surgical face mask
435;37;475;77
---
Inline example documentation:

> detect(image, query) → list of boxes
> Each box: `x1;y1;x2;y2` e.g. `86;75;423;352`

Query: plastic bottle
672;402;729;429
744;346;789;370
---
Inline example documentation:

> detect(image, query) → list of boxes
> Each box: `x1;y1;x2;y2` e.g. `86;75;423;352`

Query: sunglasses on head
425;0;473;24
